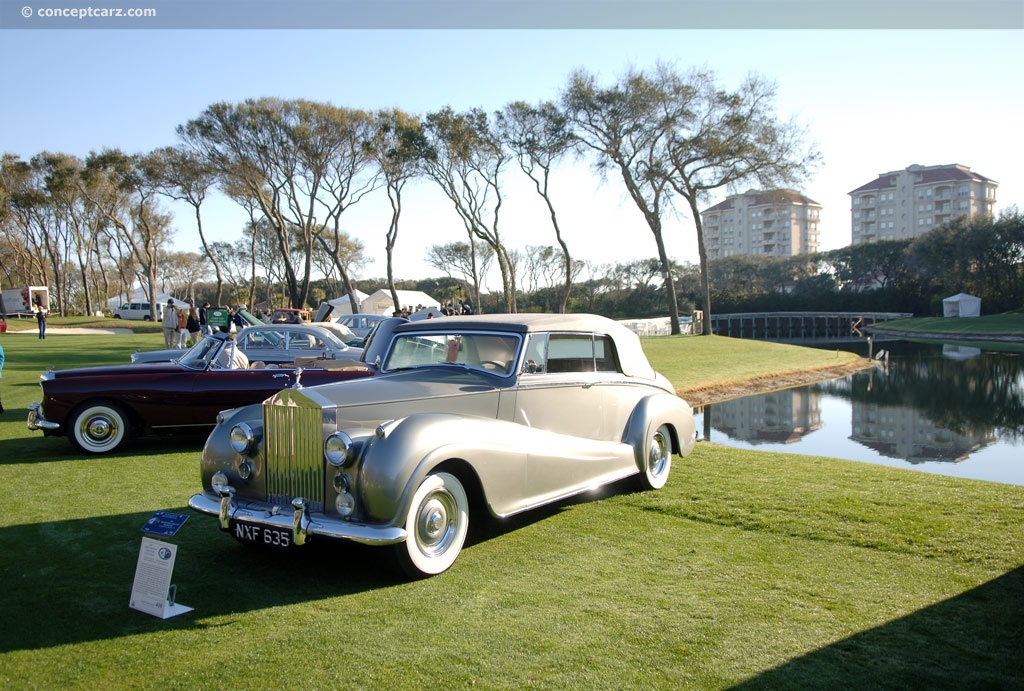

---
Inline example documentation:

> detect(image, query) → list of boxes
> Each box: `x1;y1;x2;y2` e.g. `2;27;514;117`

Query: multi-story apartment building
849;163;998;245
700;189;821;259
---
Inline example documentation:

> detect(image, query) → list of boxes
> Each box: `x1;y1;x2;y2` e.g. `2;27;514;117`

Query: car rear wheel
392;472;469;579
69;402;129;454
640;424;672;490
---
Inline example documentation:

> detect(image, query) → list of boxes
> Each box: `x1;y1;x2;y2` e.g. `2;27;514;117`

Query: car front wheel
69;402;129;454
392;471;469;579
640;424;672;490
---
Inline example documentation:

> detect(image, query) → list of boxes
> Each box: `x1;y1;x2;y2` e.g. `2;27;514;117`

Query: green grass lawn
1;327;1022;689
871;308;1024;338
642;334;862;394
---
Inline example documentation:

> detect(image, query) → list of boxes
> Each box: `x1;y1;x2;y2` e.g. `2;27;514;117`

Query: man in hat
161;298;179;349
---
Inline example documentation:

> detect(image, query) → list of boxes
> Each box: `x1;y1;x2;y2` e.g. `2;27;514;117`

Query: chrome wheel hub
85;417;114;441
417;495;453;554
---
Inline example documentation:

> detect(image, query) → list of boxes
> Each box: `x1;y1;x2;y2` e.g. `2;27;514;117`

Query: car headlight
324;431;355;467
230;423;259;455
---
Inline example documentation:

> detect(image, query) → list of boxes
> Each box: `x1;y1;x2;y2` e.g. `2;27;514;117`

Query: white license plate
233;521;292;548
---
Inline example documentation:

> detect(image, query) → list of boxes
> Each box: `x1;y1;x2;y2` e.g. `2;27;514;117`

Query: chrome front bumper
27;402;60;432
188;490;407;547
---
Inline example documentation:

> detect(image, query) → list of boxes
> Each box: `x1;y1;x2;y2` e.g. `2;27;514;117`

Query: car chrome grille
263;399;324;512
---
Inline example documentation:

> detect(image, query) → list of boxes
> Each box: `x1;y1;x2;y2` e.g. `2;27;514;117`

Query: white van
113;302;165;321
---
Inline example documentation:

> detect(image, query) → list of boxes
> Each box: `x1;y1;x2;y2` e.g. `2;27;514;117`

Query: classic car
188;313;696;578
27;328;390;455
335;313;388;339
130;322;362;365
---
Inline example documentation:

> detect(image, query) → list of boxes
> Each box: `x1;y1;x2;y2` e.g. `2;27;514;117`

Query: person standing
161;299;179;349
199;302;211;336
36;308;46;339
186;307;202;344
176;305;189;347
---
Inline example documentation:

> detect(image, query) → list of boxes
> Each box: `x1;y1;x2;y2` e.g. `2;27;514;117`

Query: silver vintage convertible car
188;314;696;578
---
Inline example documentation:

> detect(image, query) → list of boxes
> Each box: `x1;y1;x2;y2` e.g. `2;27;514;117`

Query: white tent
325;289;371;316
942;293;982;318
361;289;440;316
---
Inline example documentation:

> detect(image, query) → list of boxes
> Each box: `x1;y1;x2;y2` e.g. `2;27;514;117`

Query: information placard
141;511;188;538
208;309;230;328
129;537;193;619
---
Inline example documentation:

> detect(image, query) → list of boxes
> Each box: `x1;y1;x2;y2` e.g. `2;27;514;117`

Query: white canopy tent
361;289;440;316
325;289;371;316
942;293;982;318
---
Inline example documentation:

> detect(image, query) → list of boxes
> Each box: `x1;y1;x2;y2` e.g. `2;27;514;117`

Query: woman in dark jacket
186;307;202;343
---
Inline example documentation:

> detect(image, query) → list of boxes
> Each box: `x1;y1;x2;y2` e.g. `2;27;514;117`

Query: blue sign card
141;511;189;538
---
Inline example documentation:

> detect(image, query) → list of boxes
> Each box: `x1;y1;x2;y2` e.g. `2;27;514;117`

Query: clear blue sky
2;23;1021;284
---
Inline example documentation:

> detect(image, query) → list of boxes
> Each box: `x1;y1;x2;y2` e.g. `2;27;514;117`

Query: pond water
694;340;1024;486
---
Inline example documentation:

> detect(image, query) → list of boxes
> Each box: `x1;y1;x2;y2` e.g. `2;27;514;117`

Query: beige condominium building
700;189;822;259
849;163;998;245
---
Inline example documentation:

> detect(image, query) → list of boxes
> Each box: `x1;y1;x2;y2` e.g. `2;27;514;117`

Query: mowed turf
0;328;1021;689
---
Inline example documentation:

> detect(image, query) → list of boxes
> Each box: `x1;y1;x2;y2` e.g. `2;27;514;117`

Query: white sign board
129;537;192;619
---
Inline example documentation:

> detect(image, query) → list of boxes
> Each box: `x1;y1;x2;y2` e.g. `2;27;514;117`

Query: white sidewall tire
396;472;469;578
70;403;128;455
641;424;672;490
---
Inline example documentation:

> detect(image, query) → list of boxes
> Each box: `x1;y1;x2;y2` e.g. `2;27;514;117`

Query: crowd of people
391;299;474;319
160;299;245;349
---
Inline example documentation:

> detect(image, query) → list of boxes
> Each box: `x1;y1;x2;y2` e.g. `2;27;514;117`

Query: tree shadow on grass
0;507;404;653
0;477;642;654
731;565;1024;689
0;433;206;465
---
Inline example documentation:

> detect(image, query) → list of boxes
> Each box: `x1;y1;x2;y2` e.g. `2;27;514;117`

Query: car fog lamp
333;472;350;492
211;471;229;493
230;423;258;455
236;459;254;481
335;492;355;517
324;431;354;467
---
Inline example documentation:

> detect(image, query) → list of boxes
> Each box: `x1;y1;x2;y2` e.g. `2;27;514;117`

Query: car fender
359;412;532;524
199;403;265;484
622;393;697;472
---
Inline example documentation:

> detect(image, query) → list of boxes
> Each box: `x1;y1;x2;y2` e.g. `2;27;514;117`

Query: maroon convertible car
25;326;401;455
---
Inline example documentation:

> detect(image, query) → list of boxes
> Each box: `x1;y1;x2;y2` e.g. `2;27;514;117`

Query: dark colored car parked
27;330;381;455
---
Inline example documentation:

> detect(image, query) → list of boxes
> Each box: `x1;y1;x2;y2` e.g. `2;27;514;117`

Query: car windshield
317;330;347;349
382;331;520;376
177;335;227;371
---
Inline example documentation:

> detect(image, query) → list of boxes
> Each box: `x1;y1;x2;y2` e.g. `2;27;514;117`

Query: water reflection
696;340;1024;485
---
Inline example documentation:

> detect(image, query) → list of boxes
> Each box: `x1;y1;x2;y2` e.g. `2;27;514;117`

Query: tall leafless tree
82;149;174;320
148;146;225;307
562;67;687;332
422;107;517;313
659;67;820;334
368;108;427;314
179;98;378;310
496;101;575;313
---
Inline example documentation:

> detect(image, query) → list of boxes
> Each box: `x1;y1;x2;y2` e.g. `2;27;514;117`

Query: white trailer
0;285;49;316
